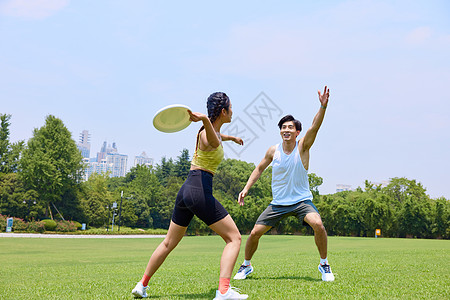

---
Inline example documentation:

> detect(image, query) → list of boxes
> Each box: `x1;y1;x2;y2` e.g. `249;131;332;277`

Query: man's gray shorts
255;200;319;227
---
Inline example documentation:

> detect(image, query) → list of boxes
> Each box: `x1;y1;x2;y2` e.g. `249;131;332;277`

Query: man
234;86;334;282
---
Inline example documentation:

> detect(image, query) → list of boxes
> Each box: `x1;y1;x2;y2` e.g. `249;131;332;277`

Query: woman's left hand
233;137;244;146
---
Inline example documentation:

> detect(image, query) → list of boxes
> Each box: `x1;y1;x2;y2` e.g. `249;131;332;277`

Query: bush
42;219;57;231
12;218;27;232
0;214;6;232
27;221;45;233
55;221;77;232
72;221;82;230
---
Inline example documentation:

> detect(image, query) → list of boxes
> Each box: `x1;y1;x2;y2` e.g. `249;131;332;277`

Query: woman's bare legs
209;214;242;279
143;221;187;278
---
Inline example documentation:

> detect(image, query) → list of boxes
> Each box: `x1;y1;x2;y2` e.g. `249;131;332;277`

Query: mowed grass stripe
0;236;448;299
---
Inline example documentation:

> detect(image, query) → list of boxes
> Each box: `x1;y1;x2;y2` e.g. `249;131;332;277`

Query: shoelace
237;264;249;272
229;286;243;293
321;264;331;273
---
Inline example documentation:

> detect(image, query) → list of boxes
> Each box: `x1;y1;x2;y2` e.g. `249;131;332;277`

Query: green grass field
0;235;448;299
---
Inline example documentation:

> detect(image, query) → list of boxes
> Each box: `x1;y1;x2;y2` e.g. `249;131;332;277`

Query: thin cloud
405;26;433;45
0;0;69;19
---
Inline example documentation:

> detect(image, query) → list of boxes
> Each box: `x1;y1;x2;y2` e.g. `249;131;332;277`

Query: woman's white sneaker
213;287;248;299
131;282;148;298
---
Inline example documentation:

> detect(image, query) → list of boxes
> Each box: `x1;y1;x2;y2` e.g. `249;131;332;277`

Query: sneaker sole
132;291;145;298
234;268;253;280
318;265;335;282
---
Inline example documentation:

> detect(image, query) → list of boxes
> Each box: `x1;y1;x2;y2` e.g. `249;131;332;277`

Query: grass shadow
145;288;216;299
246;275;321;282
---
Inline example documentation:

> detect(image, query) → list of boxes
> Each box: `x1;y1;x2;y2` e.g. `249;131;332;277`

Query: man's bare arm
238;145;276;206
301;86;330;151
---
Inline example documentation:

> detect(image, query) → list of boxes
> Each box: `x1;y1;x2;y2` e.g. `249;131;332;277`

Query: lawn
0;235;448;299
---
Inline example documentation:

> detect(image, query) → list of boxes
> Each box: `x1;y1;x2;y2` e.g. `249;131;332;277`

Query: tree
308;173;323;198
383;177;428;206
214;159;260;200
174;148;191;179
80;173;112;227
397;196;433;238
19;115;84;219
0;114;24;174
0;173;40;219
432;197;449;239
154;157;175;186
126;164;165;228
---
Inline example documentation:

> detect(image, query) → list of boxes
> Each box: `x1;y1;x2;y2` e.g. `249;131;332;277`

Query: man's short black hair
278;114;302;132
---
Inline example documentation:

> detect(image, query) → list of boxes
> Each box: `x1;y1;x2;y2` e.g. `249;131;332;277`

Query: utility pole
112;202;117;231
118;191;123;231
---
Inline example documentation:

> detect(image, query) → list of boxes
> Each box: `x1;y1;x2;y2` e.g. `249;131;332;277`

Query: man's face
280;121;299;141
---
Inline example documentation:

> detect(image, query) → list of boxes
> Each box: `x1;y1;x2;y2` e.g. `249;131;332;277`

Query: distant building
371;180;389;188
134;151;154;167
77;130;91;158
96;141;118;162
107;152;128;177
336;184;352;192
78;132;128;180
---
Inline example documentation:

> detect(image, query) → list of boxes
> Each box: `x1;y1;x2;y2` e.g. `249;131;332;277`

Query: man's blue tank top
271;143;313;205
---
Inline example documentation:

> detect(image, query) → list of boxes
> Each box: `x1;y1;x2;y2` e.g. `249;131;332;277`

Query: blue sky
1;0;449;198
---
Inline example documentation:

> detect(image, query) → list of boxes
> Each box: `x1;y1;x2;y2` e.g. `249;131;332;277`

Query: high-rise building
336;184;352;192
79;132;129;180
371;180;389;188
96;141;118;162
134;151;154;167
107;152;128;177
77;130;91;159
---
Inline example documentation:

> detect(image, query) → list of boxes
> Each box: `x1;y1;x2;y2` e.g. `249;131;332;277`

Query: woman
132;92;248;300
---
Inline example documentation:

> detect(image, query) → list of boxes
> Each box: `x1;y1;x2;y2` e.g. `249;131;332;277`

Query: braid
207;92;230;124
195;92;230;153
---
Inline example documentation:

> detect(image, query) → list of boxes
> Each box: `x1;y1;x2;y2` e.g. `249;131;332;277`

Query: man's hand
318;86;330;108
238;189;248;206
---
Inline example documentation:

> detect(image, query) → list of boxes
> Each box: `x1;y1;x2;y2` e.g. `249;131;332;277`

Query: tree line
0;114;448;238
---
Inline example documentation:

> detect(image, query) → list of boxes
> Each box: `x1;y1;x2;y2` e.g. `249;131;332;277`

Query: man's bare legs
244;224;272;260
303;212;327;259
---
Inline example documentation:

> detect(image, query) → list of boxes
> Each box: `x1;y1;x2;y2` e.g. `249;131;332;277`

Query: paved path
0;233;166;238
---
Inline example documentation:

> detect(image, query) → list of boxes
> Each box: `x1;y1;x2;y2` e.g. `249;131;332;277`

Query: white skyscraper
80;135;128;180
77;130;91;158
134;151;154;167
106;152;128;177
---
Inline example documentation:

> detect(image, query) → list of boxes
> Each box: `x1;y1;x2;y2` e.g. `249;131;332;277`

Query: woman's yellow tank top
191;131;224;174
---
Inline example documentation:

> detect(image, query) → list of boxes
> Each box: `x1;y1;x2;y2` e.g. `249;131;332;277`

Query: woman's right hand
187;109;207;122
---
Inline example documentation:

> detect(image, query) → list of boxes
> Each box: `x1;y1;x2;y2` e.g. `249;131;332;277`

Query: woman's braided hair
195;92;230;150
207;92;230;124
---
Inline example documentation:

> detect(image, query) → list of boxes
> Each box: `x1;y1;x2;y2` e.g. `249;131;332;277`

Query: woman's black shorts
171;169;229;227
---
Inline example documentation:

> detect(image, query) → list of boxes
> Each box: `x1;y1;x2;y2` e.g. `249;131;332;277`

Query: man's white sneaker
213;287;248;299
233;264;254;280
318;264;335;281
131;282;148;298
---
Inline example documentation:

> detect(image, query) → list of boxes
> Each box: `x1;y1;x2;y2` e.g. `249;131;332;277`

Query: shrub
0;214;6;232
55;221;77;232
42;219;57;231
27;221;45;233
72;221;82;230
12;218;27;232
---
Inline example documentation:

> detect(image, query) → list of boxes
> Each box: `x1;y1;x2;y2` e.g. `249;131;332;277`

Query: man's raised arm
301;86;330;151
